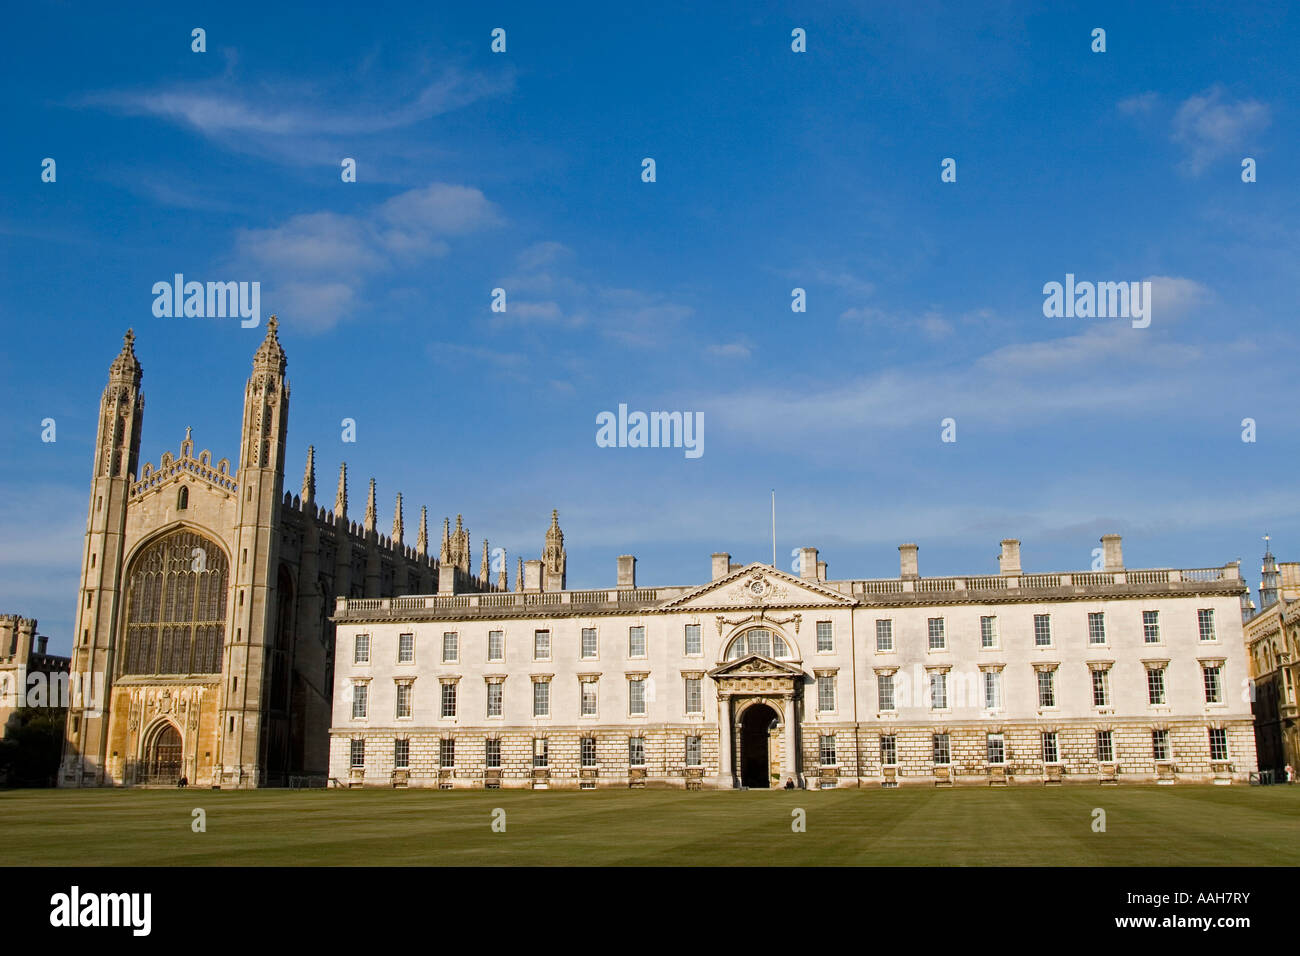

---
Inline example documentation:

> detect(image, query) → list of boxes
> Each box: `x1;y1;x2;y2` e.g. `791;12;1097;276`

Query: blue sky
3;1;1298;653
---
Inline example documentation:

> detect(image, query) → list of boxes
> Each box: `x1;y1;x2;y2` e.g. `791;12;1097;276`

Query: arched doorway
146;723;183;784
740;703;779;788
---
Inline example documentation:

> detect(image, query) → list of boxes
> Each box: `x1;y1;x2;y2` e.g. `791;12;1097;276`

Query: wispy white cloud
232;183;502;332
705;277;1227;448
489;247;694;345
1117;91;1160;115
1171;86;1270;176
706;341;753;359
82;68;514;167
841;305;986;341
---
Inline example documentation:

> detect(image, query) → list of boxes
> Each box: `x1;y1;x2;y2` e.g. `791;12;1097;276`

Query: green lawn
1;785;1296;866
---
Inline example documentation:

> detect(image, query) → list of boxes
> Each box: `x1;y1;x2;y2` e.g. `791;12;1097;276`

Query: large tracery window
724;628;793;661
122;529;228;675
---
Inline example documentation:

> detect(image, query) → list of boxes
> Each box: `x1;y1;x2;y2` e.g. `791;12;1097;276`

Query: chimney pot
438;564;457;595
799;547;819;581
999;538;1022;576
899;543;919;579
524;559;544;592
1101;534;1123;571
617;555;637;589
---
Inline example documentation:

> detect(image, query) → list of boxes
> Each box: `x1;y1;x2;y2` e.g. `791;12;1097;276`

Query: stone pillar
782;693;800;787
716;694;735;788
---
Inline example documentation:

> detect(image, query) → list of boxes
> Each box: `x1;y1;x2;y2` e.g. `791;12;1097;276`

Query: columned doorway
709;653;806;789
740;703;778;787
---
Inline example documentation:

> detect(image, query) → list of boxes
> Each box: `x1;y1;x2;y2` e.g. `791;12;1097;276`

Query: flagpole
771;490;776;568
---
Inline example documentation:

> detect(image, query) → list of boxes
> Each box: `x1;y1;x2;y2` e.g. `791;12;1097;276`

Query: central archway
146;722;183;784
740;703;779;788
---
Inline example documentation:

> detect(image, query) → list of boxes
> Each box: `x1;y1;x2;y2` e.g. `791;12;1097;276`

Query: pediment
708;654;806;680
657;563;853;612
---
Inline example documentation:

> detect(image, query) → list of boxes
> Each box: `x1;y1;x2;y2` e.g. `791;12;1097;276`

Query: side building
328;535;1256;788
1242;539;1300;778
1;615;71;731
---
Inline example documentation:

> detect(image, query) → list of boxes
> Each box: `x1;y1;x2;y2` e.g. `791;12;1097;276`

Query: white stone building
328;532;1256;788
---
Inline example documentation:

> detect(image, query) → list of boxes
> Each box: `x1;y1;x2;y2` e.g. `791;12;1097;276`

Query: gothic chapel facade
61;321;510;787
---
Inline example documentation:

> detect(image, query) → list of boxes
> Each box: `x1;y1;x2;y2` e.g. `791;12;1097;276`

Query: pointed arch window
177;485;189;511
122;529;228;674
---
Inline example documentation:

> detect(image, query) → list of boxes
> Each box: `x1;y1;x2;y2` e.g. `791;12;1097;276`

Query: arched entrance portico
145;721;183;784
740;702;779;788
709;653;806;789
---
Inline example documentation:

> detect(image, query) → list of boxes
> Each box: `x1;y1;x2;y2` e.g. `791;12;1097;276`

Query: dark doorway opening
740;703;778;788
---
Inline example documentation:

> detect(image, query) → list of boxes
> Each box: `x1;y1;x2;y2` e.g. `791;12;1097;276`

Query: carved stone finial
543;508;566;586
392;493;404;544
334;462;348;519
448;514;470;573
109;328;143;386
252;314;286;374
302;445;316;503
364;478;377;533
417;506;429;557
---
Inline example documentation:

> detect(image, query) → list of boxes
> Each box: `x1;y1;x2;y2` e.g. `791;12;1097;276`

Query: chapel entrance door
147;723;183;784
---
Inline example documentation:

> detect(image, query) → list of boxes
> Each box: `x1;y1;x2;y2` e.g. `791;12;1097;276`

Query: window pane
816;621;833;652
876;620;893;652
684;624;701;655
980;616;997;648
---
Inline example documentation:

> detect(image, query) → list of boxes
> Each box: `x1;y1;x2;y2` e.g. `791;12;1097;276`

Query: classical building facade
1242;540;1300;777
329;535;1257;788
60;322;508;788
